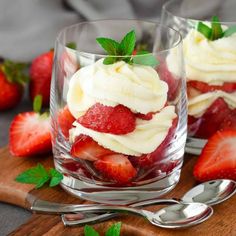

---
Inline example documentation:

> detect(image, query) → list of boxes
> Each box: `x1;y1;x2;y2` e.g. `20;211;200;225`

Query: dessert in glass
162;0;236;154
50;20;187;204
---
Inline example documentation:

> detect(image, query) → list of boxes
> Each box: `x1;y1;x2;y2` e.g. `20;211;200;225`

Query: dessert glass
162;0;236;154
50;20;187;204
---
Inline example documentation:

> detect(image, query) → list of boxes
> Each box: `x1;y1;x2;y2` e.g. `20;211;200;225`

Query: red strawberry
187;83;202;99
188;98;231;139
157;62;180;101
193;130;236;181
71;135;114;161
220;109;236;131
136;112;153;120
30;50;54;106
188;80;236;93
77;103;136;135
94;154;137;184
0;60;28;110
136;117;178;168
58;106;75;138
9;112;52;157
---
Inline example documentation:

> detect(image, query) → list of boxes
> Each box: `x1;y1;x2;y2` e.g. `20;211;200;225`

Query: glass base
58;166;181;205
185;137;207;155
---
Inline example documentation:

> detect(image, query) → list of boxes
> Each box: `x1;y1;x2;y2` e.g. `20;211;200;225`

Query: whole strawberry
30;50;54;106
0;60;28;110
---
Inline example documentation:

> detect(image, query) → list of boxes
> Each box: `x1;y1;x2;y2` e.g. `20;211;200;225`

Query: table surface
0;95;32;235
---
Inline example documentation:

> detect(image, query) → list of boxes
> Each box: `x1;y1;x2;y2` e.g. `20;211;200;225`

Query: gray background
0;0;235;235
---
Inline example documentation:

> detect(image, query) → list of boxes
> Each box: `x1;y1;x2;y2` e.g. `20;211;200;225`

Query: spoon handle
62;198;180;226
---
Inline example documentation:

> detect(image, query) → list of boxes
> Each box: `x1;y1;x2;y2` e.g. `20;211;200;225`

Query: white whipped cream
167;28;236;86
188;91;236;117
70;106;177;156
67;59;168;118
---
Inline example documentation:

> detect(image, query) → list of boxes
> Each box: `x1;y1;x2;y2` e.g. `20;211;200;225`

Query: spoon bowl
151;202;213;228
181;179;236;206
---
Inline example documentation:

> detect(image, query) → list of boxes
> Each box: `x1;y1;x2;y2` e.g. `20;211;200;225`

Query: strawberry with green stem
0;60;28;110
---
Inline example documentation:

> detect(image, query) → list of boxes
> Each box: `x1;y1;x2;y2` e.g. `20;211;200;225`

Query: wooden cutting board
0;146;235;236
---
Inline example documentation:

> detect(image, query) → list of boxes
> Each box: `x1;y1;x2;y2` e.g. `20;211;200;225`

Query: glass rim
55;19;182;57
163;0;236;24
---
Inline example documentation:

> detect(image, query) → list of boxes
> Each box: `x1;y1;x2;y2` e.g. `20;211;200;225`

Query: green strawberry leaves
197;16;236;40
33;95;43;113
15;163;63;189
96;30;158;67
84;222;121;236
1;60;29;85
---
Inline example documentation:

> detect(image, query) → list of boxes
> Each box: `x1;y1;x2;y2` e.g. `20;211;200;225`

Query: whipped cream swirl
67;59;168;118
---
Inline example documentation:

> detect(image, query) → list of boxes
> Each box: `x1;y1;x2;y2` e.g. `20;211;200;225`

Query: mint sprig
96;30;158;67
15;163;63;189
84;222;121;236
197;16;236;40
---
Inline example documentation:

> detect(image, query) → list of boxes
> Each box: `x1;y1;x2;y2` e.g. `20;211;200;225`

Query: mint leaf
197;22;212;39
15;163;50;189
211;16;223;40
15;164;63;189
49;168;63;187
84;225;99;236
96;38;120;55
133;50;159;67
103;56;117;65
120;30;136;55
66;42;77;50
224;26;236;37
33;95;43;113
105;222;122;236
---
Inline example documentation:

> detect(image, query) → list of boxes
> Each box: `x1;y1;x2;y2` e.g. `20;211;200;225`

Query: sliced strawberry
136;117;178;168
220;109;236;131
77;103;136;135
62;160;91;178
157;62;180;101
188;98;231;139
187;83;202;99
58;106;75;138
193;130;236;181
188;81;236;93
136;112;153;120
9;112;52;157
94;154;137;184
71;135;114;161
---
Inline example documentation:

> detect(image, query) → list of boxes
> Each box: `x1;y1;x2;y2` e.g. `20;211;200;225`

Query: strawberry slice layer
188;98;231;139
10;112;52;157
188;80;236;93
77;103;135;135
58;106;75;138
94;154;137;184
194;130;236;181
71;135;114;161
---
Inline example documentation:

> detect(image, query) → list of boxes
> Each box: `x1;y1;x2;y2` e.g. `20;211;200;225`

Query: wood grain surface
0;146;235;236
